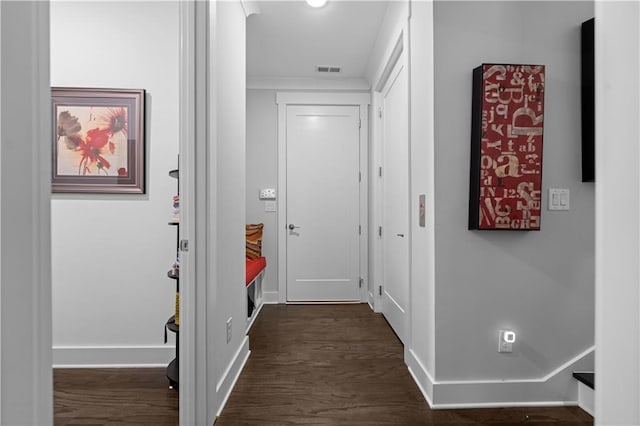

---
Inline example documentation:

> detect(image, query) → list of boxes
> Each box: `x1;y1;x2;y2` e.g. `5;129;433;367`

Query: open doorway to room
50;1;182;423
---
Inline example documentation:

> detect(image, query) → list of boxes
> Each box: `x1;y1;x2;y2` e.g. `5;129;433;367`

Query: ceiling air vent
317;65;341;73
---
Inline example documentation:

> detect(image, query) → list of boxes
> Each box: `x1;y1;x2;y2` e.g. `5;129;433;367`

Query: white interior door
286;105;361;301
382;56;410;344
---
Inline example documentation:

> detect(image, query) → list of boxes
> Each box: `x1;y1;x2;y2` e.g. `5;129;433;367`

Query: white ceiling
246;1;389;85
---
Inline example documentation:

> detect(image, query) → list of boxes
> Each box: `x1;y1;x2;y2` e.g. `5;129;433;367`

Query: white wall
430;0;595;404
595;2;640;424
246;90;278;301
50;1;180;366
0;1;52;423
407;0;437;398
212;0;249;418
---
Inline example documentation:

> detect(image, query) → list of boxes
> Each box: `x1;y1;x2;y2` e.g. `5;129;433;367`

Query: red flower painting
55;106;129;176
52;88;145;194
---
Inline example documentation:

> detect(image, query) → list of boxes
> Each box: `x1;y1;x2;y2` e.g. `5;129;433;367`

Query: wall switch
548;188;570;211
265;200;276;212
259;188;276;200
498;330;516;353
226;317;232;344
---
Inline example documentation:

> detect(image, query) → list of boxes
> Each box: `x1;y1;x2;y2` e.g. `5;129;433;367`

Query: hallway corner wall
430;0;595;405
212;0;249;418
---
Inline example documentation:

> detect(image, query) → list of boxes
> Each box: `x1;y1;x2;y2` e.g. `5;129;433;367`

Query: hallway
216;305;593;425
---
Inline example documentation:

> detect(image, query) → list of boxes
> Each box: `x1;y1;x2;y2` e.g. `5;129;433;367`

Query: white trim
276;92;371;303
406;349;435;407
215;337;250;417
277;100;287;303
406;346;594;408
0;2;3;416
374;33;404;93
276;92;371;106
34;3;53;423
359;104;370;303
52;345;176;368
370;90;383;313
248;76;370;91
179;1;209;424
432;401;579;410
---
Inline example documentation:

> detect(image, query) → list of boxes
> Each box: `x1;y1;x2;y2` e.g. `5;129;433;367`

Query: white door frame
1;2;52;423
276;92;370;303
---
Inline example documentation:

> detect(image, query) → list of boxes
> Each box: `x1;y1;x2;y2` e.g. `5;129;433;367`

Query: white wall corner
215;337;250;417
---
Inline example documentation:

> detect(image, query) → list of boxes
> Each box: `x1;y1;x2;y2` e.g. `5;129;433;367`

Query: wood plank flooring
54;304;593;425
216;304;593;425
54;368;178;425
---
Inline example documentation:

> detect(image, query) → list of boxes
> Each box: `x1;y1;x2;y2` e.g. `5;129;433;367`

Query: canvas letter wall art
469;64;545;230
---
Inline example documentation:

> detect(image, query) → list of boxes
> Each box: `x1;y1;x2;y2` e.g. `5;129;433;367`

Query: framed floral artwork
52;87;145;193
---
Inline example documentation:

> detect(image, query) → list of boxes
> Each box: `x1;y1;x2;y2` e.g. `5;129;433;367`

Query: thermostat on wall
259;188;276;200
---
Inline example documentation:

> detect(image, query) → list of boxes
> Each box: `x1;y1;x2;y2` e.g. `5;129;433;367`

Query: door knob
288;224;300;230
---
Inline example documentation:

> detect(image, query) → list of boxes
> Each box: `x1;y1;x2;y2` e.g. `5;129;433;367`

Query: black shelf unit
166;168;180;390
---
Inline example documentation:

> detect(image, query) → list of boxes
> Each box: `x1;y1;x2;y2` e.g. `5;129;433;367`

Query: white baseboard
262;291;279;304
52;345;176;368
215;336;250;417
577;382;594;416
406;349;434;407
406;346;594;409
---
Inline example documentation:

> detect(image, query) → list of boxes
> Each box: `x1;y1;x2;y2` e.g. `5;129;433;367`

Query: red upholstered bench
246;256;266;286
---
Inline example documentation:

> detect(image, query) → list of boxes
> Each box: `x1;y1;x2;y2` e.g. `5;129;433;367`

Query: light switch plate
548;188;570;211
265;201;276;212
259;188;276;200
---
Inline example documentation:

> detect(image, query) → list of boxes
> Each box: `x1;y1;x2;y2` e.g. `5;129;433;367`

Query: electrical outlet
226;317;232;344
259;188;276;200
498;330;516;353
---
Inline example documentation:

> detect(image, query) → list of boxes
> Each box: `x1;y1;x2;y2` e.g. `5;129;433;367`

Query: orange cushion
246;257;266;286
246;223;264;260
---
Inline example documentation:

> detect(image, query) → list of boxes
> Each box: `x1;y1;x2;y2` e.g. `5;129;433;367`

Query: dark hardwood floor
54;368;178;425
216;304;593;425
54;304;593;425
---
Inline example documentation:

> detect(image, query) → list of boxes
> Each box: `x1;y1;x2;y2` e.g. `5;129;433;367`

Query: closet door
285;104;361;302
381;54;410;344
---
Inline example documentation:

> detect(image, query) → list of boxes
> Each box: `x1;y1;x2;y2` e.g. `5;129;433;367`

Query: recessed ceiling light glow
306;0;327;8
